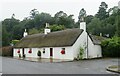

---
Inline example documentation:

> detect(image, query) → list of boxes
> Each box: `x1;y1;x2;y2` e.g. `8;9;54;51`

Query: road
1;57;119;74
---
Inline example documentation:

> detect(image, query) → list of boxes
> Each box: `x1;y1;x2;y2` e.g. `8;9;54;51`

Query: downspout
87;33;89;59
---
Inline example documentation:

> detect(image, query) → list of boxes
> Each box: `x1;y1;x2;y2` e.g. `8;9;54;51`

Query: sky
0;0;119;22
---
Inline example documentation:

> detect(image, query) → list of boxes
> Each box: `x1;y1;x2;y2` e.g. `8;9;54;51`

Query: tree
49;24;65;32
85;15;94;24
96;2;108;20
28;28;40;35
115;15;120;37
2;25;10;46
2;18;20;46
54;11;67;18
108;6;119;15
30;9;39;19
87;17;102;35
34;12;53;28
78;8;86;22
54;11;75;28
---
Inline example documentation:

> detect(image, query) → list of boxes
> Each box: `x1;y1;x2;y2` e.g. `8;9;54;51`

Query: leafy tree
87;17;102;35
49;24;65;32
85;15;94;24
30;9;39;19
78;8;86;22
2;25;10;46
96;2;108;20
115;15;120;37
108;6;119;15
2;18;20;41
28;28;40;35
54;11;74;28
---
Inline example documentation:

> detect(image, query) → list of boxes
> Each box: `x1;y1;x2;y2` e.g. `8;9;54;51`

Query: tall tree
115;9;120;36
85;15;94;24
30;9;39;19
78;8;86;22
87;17;102;35
54;11;75;28
96;2;108;20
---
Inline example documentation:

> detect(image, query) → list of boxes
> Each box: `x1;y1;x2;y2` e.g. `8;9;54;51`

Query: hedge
101;37;120;57
0;46;13;57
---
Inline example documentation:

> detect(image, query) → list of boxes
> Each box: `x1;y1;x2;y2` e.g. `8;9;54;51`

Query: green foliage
54;11;74;28
77;46;84;60
28;28;40;35
2;25;10;46
115;14;120;37
96;2;108;20
2;5;120;47
49;24;65;32
37;51;41;57
85;15;94;24
87;17;102;35
11;40;19;45
101;37;120;57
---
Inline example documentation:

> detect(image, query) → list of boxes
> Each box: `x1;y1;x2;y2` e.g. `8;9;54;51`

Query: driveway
1;57;119;74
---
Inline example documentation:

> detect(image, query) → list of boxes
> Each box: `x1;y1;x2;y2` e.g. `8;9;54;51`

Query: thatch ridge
14;28;84;48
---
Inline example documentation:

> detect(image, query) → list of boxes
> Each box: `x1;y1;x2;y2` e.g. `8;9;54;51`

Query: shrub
101;37;120;57
1;46;13;57
11;40;19;45
37;50;41;58
77;46;84;60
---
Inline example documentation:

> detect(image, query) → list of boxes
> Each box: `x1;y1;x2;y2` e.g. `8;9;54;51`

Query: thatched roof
89;35;107;45
14;28;83;48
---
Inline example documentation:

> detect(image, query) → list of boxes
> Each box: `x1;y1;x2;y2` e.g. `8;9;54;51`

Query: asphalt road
1;57;119;74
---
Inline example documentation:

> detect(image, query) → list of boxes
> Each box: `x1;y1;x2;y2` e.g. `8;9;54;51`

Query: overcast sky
0;0;119;22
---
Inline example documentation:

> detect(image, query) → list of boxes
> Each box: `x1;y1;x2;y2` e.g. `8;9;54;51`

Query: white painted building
13;22;105;60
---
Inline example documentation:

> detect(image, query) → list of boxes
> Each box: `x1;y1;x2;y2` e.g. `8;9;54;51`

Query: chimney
23;29;28;37
44;23;51;34
80;22;86;32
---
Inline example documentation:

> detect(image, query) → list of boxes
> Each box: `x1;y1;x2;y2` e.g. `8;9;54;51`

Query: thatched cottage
13;22;104;60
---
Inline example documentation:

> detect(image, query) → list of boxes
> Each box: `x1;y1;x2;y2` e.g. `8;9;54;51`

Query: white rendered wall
72;30;102;59
14;47;73;60
72;31;88;59
87;36;102;58
13;48;23;57
53;47;73;60
24;48;37;58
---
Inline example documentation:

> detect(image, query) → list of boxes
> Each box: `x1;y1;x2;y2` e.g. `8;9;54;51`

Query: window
61;48;65;54
17;49;20;53
28;48;32;53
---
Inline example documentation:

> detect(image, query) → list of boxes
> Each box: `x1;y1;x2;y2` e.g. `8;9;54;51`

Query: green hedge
101;37;120;57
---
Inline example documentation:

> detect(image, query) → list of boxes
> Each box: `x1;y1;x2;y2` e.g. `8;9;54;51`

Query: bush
50;25;65;32
101;37;120;57
37;50;41;58
11;40;19;45
1;46;13;57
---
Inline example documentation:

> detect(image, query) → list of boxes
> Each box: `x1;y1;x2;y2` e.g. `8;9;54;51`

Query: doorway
22;48;25;58
50;48;53;57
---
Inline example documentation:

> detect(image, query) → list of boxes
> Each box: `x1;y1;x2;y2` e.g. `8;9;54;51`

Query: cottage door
50;48;53;57
22;48;25;58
